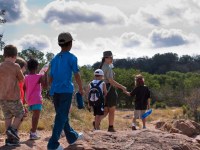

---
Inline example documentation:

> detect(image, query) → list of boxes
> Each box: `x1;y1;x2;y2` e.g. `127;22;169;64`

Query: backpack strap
96;80;103;88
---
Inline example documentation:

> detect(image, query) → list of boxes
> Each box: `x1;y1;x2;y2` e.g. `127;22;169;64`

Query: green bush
154;102;167;109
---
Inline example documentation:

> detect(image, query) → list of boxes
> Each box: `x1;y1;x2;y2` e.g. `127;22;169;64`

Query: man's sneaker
5;139;20;146
6;127;20;140
69;132;83;145
132;126;137;130
108;126;116;132
30;132;41;140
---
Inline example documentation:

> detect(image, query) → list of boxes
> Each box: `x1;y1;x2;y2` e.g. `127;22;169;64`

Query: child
124;74;151;130
88;69;107;130
24;59;46;140
47;32;84;150
0;45;25;146
15;57;28;118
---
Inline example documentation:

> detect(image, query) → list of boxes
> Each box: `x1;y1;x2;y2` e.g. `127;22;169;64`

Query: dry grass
0;100;183;133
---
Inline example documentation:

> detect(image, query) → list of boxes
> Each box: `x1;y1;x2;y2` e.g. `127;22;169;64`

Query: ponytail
99;57;105;69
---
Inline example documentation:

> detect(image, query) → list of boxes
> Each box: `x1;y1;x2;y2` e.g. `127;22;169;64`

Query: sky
0;0;200;66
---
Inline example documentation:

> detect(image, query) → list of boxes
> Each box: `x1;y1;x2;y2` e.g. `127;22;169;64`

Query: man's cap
94;69;104;76
58;32;73;44
103;51;113;57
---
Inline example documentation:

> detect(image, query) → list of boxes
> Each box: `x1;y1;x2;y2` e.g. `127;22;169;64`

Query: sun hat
103;51;113;57
58;32;73;44
94;69;104;76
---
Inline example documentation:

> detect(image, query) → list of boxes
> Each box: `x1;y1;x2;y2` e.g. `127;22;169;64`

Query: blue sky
0;0;200;65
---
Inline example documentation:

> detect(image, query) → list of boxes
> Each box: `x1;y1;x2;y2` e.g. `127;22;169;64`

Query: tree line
93;53;200;74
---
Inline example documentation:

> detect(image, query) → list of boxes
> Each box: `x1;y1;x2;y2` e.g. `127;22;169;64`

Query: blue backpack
88;81;104;106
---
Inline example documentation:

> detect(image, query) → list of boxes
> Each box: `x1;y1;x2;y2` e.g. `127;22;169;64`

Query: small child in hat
88;69;107;130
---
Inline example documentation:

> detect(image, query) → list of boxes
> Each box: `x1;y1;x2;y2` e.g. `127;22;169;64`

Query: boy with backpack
88;69;107;130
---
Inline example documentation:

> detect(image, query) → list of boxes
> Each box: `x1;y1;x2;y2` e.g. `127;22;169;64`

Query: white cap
94;69;104;76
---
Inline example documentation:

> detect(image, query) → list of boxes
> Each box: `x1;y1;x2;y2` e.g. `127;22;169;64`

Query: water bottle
76;92;84;109
39;63;49;75
142;109;153;119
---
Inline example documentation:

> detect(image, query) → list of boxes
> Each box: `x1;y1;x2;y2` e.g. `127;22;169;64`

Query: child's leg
12;117;23;130
132;117;136;126
31;110;40;133
142;118;146;128
95;115;101;130
5;118;13;130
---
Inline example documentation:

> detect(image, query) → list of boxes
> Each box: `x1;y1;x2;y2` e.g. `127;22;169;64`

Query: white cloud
0;0;31;23
130;0;200;27
39;0;128;27
120;32;145;48
149;29;192;48
13;34;52;51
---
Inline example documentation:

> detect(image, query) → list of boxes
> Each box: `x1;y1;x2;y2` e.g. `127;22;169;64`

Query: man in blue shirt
47;32;84;150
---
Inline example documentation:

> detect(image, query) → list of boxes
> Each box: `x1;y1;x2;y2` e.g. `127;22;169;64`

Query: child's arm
39;73;48;89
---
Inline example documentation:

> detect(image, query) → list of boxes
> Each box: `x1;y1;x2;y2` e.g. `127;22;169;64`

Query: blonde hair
135;74;144;86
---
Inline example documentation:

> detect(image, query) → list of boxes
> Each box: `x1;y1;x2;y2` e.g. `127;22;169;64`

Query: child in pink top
24;59;47;140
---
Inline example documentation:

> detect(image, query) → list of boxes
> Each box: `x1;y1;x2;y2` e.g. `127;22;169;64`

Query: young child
15;57;28;118
47;32;84;150
88;69;107;130
24;59;46;140
0;45;25;146
124;74;151;130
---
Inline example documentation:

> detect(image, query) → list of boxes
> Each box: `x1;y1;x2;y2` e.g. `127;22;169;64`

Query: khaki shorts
134;110;146;119
0;100;24;119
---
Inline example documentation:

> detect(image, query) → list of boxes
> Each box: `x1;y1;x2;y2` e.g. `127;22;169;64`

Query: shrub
154;102;167;109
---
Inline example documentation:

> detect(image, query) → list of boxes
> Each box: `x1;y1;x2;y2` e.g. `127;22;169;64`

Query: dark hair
58;41;72;48
99;57;105;69
15;57;26;69
27;59;38;71
3;45;18;58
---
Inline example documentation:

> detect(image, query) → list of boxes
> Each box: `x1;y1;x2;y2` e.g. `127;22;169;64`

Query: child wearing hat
124;74;151;130
88;69;107;130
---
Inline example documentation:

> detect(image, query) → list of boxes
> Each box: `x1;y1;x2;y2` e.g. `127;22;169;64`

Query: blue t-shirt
49;51;79;95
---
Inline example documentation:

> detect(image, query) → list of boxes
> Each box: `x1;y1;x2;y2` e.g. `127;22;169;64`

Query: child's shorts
93;105;104;116
134;110;146;119
29;104;42;111
0;100;24;119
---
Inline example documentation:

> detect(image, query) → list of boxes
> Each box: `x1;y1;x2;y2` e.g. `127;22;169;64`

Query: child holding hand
124;74;151;130
24;59;47;140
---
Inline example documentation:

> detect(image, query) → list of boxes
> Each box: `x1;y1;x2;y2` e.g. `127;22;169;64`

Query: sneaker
6;127;20;140
69;132;83;145
48;145;63;150
30;132;41;140
56;145;64;150
108;126;116;132
132;126;137;130
143;126;146;129
5;138;20;146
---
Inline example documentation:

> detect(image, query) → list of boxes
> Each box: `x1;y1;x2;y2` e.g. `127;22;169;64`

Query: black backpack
88;81;104;106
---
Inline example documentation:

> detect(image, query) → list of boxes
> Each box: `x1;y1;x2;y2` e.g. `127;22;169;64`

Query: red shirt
19;82;25;104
